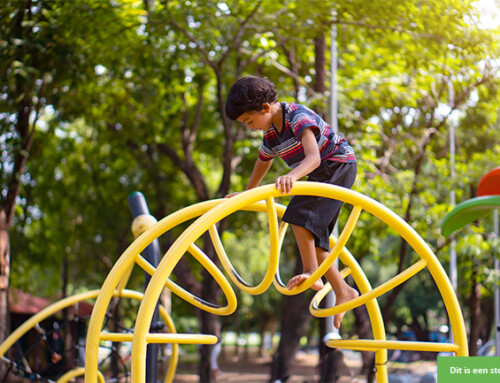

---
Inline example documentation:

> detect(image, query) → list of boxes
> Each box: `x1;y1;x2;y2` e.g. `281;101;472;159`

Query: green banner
438;357;500;382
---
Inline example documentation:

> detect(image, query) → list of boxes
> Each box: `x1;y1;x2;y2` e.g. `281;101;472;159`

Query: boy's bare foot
287;272;324;291
333;286;359;328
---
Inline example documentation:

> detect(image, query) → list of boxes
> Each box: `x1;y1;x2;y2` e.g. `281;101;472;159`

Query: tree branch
217;0;263;65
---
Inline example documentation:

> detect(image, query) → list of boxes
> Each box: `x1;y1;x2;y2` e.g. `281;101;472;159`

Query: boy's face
236;104;272;131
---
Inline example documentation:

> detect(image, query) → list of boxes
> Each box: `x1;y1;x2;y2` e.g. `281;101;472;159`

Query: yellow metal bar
272;220;289;287
186;243;237;315
130;183;442;381
310;258;428;317
122;289;179;383
298;182;467;358
100;331;217;345
327;339;459;353
135;253;226;315
135;253;156;277
159;301;178;383
139;241;239;316
116;263;134;293
340;267;352;278
265;197;281;294
131;188;290;381
100;332;134;342
138;244;238;315
146;334;217;345
57;367;105;383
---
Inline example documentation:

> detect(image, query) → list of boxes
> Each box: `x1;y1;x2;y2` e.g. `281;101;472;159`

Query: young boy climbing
225;76;358;328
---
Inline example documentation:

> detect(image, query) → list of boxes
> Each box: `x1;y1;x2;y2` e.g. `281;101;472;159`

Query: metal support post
129;191;162;383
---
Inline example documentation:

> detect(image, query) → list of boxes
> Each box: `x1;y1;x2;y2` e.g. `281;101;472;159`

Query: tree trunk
479;298;494;344
61;256;76;372
198;237;222;383
410;315;429;342
109;298;122;378
0;4;37;375
380;128;438;325
319;348;347;383
468;265;482;356
314;36;327;95
0;70;36;381
0;211;10;377
269;251;314;383
269;292;313;382
353;305;375;380
198;313;221;382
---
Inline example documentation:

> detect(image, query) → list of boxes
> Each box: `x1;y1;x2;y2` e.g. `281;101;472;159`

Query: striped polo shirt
258;102;356;168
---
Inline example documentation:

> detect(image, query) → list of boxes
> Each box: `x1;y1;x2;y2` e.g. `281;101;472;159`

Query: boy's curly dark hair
225;76;278;120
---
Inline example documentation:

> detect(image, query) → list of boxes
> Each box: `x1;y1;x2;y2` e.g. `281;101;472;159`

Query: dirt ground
172;348;438;383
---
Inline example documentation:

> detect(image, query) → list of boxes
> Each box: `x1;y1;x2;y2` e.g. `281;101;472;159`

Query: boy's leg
316;248;359;328
287;224;324;291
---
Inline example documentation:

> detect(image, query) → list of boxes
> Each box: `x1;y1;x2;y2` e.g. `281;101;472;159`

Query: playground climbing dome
0;182;468;383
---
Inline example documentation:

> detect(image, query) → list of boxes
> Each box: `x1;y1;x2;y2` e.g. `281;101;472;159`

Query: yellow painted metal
340;267;352;278
100;332;217;345
209;197;281;295
115;289;180;383
132;214;158;237
116;262;134;293
310;258;428;317
185;243;237;314
82;182;467;383
326;339;459;353
0;290;101;359
139;241;240;316
57;367;105;383
130;190;293;380
136;245;237;315
85;199;223;382
134;254;190;303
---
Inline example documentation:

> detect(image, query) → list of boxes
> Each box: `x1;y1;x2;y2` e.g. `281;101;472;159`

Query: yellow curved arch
57;367;105;383
84;200;227;383
84;182;467;383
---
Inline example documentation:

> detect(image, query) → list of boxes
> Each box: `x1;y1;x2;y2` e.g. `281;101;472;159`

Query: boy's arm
245;157;273;190
276;127;320;194
226;157;273;198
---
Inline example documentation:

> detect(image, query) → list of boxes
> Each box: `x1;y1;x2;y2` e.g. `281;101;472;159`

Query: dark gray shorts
282;161;357;251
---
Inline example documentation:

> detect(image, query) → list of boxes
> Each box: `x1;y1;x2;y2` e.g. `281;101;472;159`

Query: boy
225;76;358;328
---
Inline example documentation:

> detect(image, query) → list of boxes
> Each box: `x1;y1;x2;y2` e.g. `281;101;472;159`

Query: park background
1;0;500;382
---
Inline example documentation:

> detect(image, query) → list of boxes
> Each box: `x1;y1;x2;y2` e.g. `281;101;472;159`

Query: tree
0;1;150;375
337;0;500;333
